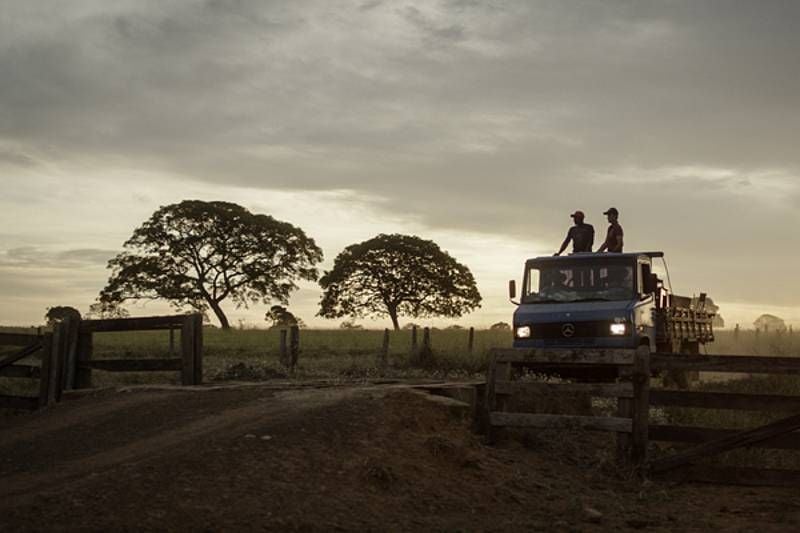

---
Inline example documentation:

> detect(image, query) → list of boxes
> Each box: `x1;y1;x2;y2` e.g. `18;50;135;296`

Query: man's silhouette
555;211;594;256
597;207;624;253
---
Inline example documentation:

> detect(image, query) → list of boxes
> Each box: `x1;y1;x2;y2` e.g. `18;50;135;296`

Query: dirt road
1;383;798;531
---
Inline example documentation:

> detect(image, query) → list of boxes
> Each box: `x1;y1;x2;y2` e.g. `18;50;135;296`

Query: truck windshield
523;260;635;304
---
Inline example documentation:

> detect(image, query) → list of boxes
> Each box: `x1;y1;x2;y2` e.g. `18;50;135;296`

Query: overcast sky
1;0;799;328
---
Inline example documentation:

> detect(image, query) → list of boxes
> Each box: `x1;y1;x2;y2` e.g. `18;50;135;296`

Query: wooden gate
648;353;800;486
484;346;651;466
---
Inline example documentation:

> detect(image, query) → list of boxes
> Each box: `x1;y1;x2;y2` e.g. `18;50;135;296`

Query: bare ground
1;383;799;532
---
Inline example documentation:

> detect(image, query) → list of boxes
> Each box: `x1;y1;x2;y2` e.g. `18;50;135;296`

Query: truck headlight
515;326;531;338
610;323;627;336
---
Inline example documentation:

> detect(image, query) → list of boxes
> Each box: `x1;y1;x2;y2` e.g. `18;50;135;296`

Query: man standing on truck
554;210;594;255
597;207;624;253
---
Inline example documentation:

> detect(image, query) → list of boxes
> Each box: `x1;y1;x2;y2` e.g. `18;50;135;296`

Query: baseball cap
603;207;619;216
570;210;585;219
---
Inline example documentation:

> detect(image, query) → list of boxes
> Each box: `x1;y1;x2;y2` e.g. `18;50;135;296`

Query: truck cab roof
528;251;664;264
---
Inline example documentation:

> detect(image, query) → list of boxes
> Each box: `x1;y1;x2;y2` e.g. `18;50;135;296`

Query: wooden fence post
180;316;196;386
289;325;300;370
279;329;288;365
75;330;93;389
37;332;55;408
411;326;418;355
192;314;203;385
51;321;70;402
631;345;651;467
419;327;432;366
379;328;390;369
62;317;80;391
468;327;475;353
485;354;512;444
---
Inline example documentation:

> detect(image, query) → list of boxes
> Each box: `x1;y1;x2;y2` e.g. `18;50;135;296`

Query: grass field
2;327;798;391
3;326;800;469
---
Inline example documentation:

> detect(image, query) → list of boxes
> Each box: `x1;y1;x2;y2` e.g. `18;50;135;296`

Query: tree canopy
318;234;481;330
45;306;81;324
265;305;305;329
98;200;323;329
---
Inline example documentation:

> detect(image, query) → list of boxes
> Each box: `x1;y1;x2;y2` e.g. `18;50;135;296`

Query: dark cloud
0;0;799;309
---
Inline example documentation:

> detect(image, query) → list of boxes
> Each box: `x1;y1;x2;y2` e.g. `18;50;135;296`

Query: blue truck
508;252;714;365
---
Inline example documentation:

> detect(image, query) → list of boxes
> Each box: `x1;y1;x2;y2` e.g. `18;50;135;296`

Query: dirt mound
0;384;798;531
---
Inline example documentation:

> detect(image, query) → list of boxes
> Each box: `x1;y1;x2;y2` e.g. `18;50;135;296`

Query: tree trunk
388;306;400;331
207;300;231;330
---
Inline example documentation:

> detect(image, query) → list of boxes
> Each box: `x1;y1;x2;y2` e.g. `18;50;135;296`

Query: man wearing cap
555;211;595;256
597;207;624;253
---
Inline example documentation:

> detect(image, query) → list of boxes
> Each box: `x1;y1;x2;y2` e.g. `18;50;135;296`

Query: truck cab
510;252;665;352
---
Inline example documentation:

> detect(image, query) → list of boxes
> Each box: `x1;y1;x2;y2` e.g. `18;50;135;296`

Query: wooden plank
0;364;40;379
79;315;188;333
490;412;632;433
651;354;800;374
658;466;800;488
494;381;633;398
0;341;42;370
649;412;800;473
631;346;651;466
491;348;635;366
180;317;195;386
81;358;183;372
0;395;40;410
650;425;800;450
650;390;800;412
0;333;42;347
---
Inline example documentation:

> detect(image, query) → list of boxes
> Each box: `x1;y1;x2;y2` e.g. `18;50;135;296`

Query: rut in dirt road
0;384;375;503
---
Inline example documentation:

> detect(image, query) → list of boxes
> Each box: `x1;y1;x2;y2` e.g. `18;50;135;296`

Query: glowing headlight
610;323;627;336
515;326;531;338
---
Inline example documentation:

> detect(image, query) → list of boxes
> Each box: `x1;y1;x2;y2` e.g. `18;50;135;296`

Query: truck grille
528;320;619;339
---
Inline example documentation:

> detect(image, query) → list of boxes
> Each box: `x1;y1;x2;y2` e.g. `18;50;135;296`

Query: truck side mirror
508;280;517;300
643;273;658;294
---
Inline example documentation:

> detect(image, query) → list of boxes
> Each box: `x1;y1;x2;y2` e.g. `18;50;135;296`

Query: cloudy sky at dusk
1;0;798;328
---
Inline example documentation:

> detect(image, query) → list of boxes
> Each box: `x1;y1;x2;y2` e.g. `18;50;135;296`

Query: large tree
318;234;481;330
98;200;323;329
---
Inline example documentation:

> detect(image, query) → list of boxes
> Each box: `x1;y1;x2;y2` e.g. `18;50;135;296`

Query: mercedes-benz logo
561;323;575;338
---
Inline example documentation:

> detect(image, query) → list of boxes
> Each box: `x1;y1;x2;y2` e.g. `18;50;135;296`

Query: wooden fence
273;325;469;370
0;314;204;411
0;326;61;410
75;314;203;388
485;348;800;487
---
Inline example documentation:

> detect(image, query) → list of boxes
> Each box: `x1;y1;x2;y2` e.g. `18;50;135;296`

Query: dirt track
1;383;799;532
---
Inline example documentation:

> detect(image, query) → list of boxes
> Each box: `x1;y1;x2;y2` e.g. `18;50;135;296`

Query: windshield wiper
565;297;613;302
